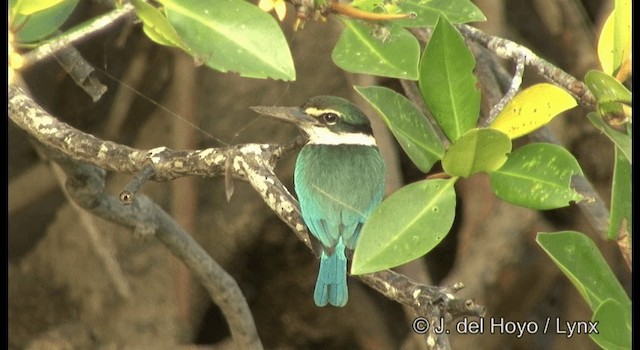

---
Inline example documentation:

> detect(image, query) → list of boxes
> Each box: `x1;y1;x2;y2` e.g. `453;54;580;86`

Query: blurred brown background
8;0;630;349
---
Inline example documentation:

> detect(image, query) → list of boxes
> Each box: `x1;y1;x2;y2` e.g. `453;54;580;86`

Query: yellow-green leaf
11;0;64;16
130;0;189;51
490;83;577;139
597;0;631;78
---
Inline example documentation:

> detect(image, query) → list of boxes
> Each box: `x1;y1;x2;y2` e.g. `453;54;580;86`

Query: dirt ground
9;1;629;349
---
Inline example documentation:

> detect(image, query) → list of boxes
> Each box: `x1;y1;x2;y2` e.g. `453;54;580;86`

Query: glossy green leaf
160;0;295;80
11;0;64;16
536;231;630;310
393;0;486;28
332;20;419;80
586;112;630;163
608;148;631;240
12;0;79;43
419;16;480;142
131;0;189;50
585;70;631;104
442;128;511;177
355;86;444;172
351;178;457;275
490;83;577;139
489;143;583;210
590;299;632;350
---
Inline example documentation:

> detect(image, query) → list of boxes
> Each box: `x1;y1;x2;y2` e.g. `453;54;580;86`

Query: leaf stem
330;1;413;21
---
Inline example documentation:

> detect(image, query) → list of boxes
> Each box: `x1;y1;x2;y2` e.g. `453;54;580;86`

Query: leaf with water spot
355;85;444;172
536;231;630;311
392;0;486;28
131;0;189;51
419;16;480;142
489;143;584;210
159;0;295;80
351;178;457;275
585;70;631;104
590;299;631;350
441;128;511;177
332;19;420;80
538;231;631;349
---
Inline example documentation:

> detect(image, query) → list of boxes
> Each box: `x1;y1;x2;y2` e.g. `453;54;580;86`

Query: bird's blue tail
314;239;348;307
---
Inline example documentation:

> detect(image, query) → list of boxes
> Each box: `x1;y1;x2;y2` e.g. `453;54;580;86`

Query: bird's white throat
303;126;377;146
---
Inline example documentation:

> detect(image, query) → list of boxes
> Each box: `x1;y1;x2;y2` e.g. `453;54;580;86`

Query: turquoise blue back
294;144;385;307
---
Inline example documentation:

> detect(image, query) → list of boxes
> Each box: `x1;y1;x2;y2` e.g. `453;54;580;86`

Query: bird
251;96;386;307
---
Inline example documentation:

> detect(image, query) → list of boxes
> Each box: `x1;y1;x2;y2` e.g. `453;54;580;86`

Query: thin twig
455;24;596;108
49;161;133;300
20;3;135;68
53;44;108;102
483;52;525;126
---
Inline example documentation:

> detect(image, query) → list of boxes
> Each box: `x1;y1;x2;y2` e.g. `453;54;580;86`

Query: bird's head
251;96;376;146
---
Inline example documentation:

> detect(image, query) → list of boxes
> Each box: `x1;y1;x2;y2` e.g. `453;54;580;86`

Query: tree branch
20;3;136;69
455;24;596;109
51;154;263;349
483;52;525;126
10;83;484;348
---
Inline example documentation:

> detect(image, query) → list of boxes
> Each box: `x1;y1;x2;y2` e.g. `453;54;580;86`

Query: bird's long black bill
250;106;318;126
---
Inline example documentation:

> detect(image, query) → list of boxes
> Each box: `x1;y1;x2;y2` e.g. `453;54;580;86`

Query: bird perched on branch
252;96;385;307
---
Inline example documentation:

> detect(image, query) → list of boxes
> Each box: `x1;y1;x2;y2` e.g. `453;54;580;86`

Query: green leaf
489;143;583;210
394;0;486;28
490;83;577;139
332;20;419;80
590;299;632;350
12;0;79;43
351;178;457;275
442;128;511;177
355;86;444;172
586;112;631;163
536;231;630;310
419;16;480;142
131;0;189;50
585;70;631;104
160;0;295;80
608;148;631;240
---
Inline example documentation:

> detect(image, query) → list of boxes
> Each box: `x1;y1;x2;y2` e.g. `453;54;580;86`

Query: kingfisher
252;96;386;307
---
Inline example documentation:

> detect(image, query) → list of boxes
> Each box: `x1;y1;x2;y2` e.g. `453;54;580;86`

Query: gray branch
54;155;263;349
456;24;596;109
21;3;136;68
484;52;526;126
10;83;484;349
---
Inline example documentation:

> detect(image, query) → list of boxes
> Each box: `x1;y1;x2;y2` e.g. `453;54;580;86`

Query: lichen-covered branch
50;155;263;350
9;84;313;250
484;52;525;126
455;24;596;109
10;83;484;349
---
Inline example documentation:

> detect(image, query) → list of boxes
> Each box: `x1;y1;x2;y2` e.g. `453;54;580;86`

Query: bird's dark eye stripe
321;113;339;125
